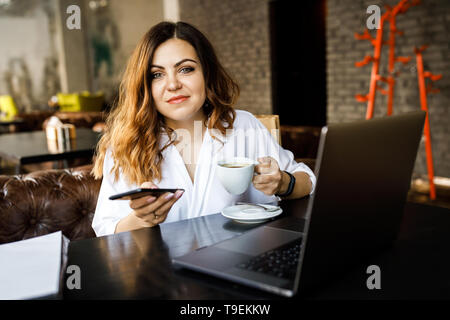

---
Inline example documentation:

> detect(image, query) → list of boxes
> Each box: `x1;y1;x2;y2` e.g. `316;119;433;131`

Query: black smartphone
109;188;184;200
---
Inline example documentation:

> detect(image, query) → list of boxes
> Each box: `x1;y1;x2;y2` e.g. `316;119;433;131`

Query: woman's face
150;38;206;128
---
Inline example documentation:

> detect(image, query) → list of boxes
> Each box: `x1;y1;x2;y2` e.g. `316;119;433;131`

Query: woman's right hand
129;182;184;227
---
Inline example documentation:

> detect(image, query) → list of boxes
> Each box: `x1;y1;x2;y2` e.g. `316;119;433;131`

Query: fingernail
165;193;174;200
175;190;184;199
147;196;156;203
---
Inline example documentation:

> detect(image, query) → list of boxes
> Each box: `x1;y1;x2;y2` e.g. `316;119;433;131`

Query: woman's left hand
252;156;284;196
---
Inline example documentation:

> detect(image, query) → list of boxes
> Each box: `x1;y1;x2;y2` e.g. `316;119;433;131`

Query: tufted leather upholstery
0;166;101;244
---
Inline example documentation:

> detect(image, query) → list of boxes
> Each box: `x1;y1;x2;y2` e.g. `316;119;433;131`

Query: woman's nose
167;75;182;91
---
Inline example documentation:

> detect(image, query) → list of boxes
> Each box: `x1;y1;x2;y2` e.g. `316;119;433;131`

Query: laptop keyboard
236;238;303;280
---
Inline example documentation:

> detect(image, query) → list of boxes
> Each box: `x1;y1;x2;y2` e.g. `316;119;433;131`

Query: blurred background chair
255;114;281;145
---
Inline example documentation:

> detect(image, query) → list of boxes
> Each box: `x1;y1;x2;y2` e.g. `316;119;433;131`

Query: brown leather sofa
42;111;105;131
8;111;105;133
0;166;101;244
280;125;321;160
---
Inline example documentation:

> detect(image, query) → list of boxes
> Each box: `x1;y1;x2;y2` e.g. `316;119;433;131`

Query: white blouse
92;110;316;236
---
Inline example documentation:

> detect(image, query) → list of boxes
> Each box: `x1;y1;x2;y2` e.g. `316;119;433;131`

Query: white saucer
221;204;283;224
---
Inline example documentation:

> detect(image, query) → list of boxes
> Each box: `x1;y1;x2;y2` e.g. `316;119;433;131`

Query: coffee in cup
219;163;249;169
216;157;257;195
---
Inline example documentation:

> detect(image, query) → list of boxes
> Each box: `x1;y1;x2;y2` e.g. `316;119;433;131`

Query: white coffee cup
216;157;258;195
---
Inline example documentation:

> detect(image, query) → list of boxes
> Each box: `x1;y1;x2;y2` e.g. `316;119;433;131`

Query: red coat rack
414;45;442;200
354;0;443;200
355;0;419;119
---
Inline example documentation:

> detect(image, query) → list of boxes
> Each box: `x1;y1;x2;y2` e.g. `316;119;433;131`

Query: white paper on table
0;231;66;300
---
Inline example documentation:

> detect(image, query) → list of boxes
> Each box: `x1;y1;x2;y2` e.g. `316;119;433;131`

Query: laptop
172;111;426;297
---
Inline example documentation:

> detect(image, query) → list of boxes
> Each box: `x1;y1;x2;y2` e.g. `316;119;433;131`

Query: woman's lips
167;95;189;104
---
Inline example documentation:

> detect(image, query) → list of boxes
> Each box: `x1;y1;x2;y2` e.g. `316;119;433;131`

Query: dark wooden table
63;198;450;300
0;128;100;173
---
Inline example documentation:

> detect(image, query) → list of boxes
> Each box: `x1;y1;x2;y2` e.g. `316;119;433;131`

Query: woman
92;21;316;236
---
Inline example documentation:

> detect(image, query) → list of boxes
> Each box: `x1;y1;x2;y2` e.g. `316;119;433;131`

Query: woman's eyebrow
174;58;197;67
150;58;198;69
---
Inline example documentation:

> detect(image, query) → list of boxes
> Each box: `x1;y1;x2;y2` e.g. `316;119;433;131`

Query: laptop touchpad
216;227;301;256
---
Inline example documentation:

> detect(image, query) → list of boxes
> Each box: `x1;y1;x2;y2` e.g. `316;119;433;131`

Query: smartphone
109;188;184;200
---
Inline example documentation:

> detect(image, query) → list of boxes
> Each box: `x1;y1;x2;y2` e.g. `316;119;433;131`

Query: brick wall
179;0;272;115
179;0;449;178
326;0;450;178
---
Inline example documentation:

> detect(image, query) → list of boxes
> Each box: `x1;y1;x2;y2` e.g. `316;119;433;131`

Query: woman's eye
180;66;194;74
151;72;163;79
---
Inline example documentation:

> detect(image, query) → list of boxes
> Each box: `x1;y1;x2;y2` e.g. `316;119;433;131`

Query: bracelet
275;171;296;197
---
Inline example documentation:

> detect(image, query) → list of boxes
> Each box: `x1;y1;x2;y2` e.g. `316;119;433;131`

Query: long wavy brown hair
92;21;239;185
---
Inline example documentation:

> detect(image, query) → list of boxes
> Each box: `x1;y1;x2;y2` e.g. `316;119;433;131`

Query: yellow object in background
57;93;81;112
79;91;105;112
57;91;104;112
0;95;18;120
